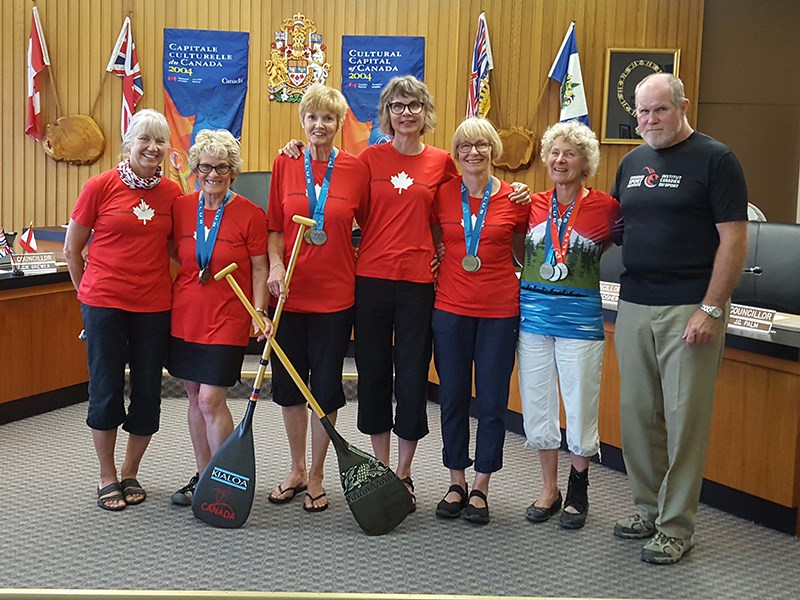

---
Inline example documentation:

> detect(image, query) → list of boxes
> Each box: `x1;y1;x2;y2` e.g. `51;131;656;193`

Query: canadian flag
25;6;51;141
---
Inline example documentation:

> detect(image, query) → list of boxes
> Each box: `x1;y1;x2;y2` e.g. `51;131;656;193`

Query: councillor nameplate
14;252;58;275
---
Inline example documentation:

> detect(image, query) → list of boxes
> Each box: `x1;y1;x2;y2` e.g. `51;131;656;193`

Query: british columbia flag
106;16;143;137
466;12;493;119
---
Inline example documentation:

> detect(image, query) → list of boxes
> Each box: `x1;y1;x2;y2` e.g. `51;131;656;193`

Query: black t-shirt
611;132;748;305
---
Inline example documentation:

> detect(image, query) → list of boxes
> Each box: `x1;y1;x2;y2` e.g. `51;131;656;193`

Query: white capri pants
517;331;604;456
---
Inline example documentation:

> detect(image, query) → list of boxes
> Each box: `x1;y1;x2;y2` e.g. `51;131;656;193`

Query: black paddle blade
320;417;414;535
192;400;257;528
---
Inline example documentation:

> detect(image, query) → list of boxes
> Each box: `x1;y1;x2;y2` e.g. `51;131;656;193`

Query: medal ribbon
195;189;231;272
461;179;493;257
545;189;584;266
304;148;336;232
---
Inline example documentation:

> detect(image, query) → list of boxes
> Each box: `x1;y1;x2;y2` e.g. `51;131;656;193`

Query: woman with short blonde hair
432;117;528;523
265;84;370;513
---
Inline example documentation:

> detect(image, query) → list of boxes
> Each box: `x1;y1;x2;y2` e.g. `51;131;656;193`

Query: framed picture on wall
601;48;681;144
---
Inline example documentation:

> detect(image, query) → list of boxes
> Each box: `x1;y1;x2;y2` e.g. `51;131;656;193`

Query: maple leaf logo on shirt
133;199;155;224
460;214;478;229
390;171;414;194
192;226;211;241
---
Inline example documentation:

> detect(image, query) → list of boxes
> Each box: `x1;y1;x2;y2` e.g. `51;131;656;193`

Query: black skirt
167;337;246;387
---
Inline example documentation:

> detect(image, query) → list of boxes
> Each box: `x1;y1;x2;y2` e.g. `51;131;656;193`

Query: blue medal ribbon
461;178;493;257
195;189;231;272
304;148;336;232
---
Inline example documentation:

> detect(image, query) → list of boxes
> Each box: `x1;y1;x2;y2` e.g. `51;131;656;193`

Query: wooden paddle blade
192;401;257;528
320;418;414;535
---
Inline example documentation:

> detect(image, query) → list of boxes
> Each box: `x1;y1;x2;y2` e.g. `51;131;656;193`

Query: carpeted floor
0;377;798;599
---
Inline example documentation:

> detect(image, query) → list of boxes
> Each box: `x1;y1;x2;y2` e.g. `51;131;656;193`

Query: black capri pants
355;276;434;441
81;304;170;436
269;307;354;414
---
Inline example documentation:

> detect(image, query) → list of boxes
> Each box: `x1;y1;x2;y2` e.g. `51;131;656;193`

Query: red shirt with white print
71;168;180;312
356;143;459;284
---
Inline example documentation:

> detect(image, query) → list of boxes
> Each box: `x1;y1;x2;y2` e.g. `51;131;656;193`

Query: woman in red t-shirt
279;77;529;510
431;118;528;523
167;129;271;506
266;85;370;512
64;109;181;511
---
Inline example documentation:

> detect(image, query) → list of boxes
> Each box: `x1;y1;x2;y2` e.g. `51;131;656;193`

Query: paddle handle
214;214;315;333
268;337;327;420
223;279;325;419
214;215;315;395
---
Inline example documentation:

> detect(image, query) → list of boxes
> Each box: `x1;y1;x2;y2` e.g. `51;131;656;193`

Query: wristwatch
700;304;724;319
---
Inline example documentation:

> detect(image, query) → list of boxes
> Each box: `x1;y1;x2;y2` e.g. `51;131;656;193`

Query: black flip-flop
268;483;308;505
97;482;126;512
303;491;328;513
120;478;147;506
401;477;417;513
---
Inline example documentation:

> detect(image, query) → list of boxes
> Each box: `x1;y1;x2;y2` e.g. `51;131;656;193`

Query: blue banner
341;36;424;153
163;29;249;192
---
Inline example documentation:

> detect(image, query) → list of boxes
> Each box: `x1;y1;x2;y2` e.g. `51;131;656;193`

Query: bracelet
255;307;267;314
270;264;285;272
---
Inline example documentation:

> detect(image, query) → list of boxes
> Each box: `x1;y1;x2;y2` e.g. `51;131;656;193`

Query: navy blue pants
431;309;518;473
81;304;170;435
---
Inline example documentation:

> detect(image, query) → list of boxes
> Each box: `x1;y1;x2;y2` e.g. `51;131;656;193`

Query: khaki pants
615;300;726;539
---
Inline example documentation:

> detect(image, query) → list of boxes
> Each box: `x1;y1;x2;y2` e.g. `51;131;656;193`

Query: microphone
742;266;763;275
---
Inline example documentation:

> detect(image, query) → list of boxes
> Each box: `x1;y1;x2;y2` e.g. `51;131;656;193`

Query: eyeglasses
457;141;492;154
197;163;232;174
388;101;425;115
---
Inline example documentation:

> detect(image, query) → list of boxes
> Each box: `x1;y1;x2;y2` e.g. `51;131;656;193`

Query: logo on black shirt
626;167;682;190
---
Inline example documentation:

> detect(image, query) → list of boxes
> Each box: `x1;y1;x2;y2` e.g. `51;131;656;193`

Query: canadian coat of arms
265;13;330;103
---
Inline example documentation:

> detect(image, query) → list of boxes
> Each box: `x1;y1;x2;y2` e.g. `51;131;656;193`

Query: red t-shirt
268;150;369;313
171;192;268;347
528;188;623;244
71;169;180;312
433;178;528;318
356;143;459;283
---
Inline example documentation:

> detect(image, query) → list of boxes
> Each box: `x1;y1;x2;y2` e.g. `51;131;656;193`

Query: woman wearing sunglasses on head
64;109;181;511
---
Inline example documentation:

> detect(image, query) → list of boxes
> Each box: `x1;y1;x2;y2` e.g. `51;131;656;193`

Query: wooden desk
598;321;800;532
0;278;88;420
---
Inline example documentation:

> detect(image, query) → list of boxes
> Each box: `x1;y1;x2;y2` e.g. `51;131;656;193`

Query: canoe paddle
223;266;415;535
191;215;316;528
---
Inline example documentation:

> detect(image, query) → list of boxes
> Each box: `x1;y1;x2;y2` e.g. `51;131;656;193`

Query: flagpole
90;9;135;119
31;1;62;119
533;79;551;114
89;72;110;120
46;65;63;119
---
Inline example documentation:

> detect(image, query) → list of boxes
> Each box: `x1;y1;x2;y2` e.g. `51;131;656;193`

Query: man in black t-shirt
610;73;748;564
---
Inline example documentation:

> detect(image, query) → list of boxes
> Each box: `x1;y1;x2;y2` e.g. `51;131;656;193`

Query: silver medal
462;255;481;272
310;229;328;245
539;263;555;280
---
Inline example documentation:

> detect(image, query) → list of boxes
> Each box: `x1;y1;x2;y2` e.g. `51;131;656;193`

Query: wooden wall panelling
3;0;705;235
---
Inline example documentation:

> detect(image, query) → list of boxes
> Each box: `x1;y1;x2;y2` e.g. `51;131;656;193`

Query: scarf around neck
117;158;163;190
